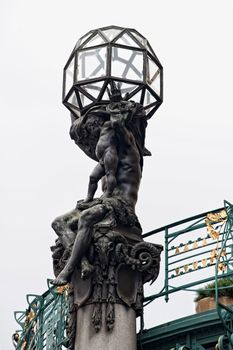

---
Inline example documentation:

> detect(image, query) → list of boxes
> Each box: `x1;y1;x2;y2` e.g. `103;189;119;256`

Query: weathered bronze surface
51;28;163;348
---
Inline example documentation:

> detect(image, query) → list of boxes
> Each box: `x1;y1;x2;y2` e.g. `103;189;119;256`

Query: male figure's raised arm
108;101;136;146
111;116;133;146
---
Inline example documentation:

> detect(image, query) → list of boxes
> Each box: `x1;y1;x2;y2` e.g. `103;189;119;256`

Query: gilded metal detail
56;284;69;295
202;238;207;246
193;241;198;249
184;244;189;252
202;259;207;267
192;261;198;270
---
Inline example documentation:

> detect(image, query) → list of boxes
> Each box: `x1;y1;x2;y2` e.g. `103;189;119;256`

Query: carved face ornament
94;235;114;269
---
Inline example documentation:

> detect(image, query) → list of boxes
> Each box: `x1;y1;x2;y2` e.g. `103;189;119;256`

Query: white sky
1;0;233;349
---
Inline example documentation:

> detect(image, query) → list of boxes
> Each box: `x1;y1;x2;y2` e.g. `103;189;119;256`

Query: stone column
75;304;136;350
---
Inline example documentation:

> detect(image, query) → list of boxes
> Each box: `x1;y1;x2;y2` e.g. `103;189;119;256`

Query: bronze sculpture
52;83;149;285
51;26;163;342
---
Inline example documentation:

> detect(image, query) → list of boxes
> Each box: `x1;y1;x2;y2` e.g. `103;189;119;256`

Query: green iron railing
13;201;233;350
13;282;70;350
143;201;233;305
215;202;233;350
140;200;233;350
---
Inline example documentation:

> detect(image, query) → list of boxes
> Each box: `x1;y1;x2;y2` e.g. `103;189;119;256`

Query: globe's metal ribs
62;25;163;119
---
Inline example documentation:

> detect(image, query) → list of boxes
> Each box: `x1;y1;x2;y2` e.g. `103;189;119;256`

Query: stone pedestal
75;304;136;350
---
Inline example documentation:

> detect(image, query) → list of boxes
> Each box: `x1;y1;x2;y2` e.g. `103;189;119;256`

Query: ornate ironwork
14;201;233;350
13;280;72;350
143;201;233;304
215;202;233;349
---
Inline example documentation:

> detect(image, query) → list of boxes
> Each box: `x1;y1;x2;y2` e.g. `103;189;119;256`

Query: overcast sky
1;1;233;349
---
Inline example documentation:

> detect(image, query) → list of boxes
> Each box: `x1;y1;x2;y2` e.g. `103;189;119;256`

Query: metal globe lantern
63;25;163;119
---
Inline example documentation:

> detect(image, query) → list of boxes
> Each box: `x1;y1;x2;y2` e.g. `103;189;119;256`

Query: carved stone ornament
51;203;163;342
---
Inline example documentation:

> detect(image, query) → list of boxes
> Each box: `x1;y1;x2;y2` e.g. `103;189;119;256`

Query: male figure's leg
52;204;109;285
51;209;79;250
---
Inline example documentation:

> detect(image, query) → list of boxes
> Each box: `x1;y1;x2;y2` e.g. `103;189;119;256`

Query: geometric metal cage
62;25;163;119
